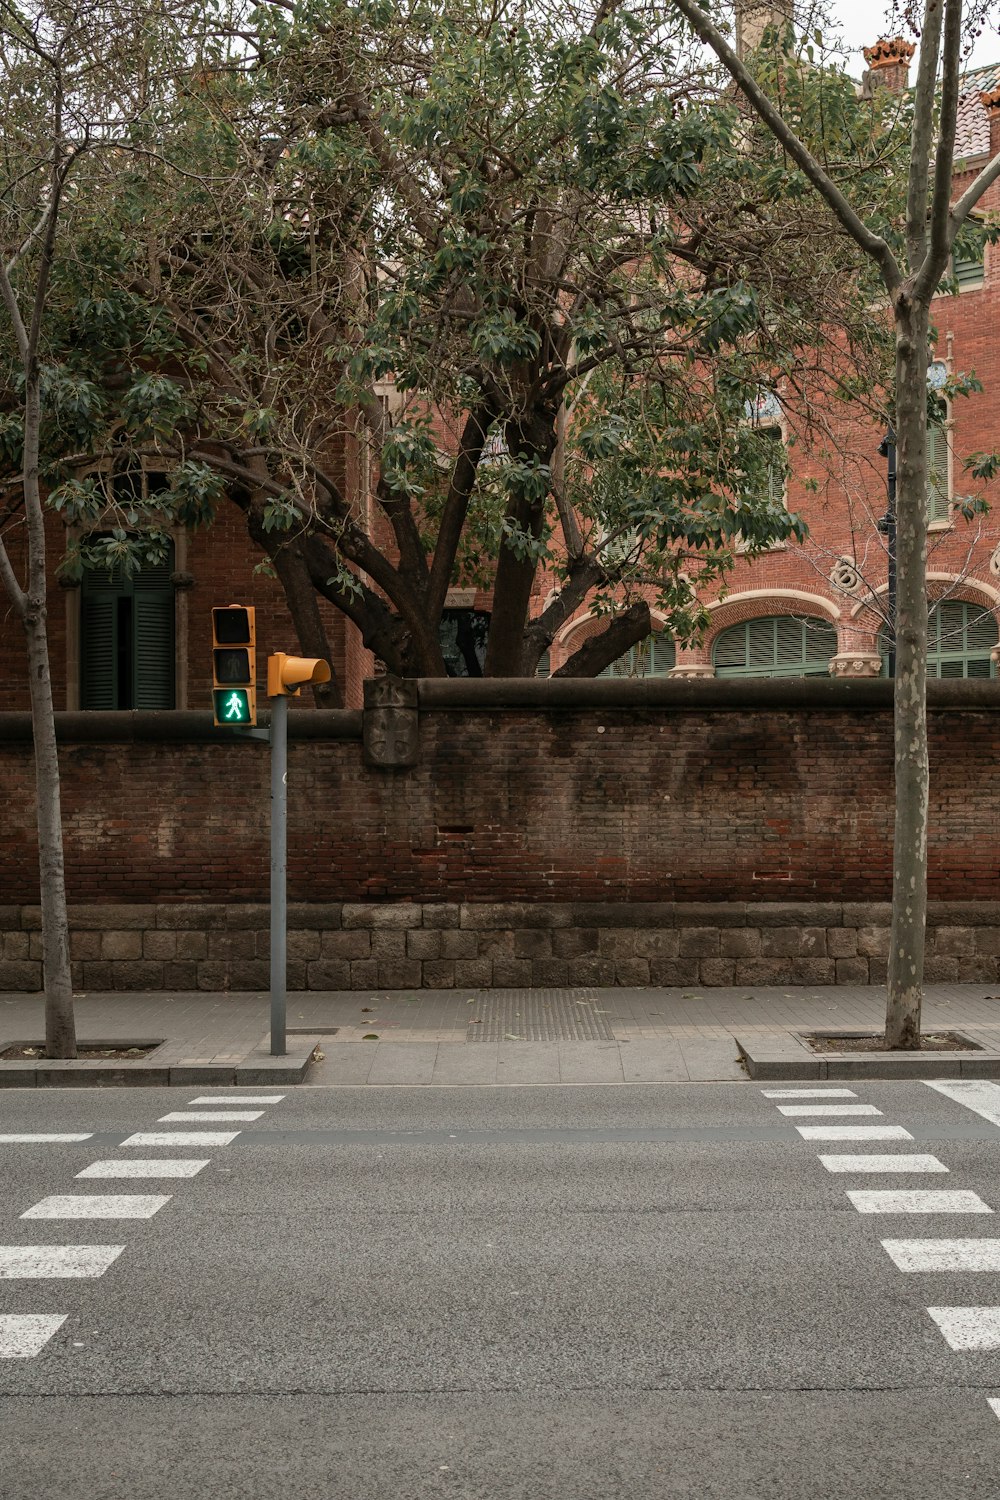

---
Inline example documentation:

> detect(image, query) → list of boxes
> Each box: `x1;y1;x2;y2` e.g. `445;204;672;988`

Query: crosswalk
761;1077;1000;1428
0;1091;285;1357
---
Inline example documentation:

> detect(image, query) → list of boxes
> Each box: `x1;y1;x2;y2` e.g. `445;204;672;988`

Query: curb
0;1035;323;1087
736;1032;1000;1080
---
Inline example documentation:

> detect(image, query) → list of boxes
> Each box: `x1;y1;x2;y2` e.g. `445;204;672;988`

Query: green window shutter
952;249;984;289
647;633;675;676
130;543;175;709
884;602;998;677
748;618;777;669
80;593;120;709
713;622;750;671
927;424;950;522
599;632;676;678
931;600;997;678
714;616;837;678
535;649;551;679
132;589;175;708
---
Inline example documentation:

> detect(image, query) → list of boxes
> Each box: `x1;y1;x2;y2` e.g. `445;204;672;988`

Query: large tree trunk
23;603;77;1059
884;297;930;1050
553;601;652;677
483;416;556;676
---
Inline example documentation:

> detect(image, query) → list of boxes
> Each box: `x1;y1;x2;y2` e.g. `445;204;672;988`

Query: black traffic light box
212;605;256;725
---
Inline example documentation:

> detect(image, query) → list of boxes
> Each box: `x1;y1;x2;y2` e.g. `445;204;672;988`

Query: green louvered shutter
927;424;950;522
748;618;778;670
535;650;551;678
80;591;121;709
132;590;175;707
882;601;998;677
714;616;837;677
931;600;997;678
600;632;676;678
131;546;175;708
952;248;984;289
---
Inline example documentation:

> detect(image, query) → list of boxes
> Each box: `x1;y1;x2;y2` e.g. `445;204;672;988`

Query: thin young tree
669;0;1000;1045
0;0;189;1056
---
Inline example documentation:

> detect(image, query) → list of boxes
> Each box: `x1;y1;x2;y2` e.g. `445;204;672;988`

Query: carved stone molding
363;675;419;769
828;652;882;679
667;664;716;679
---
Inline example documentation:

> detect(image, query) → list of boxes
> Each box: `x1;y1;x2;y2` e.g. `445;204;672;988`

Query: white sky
830;0;1000;76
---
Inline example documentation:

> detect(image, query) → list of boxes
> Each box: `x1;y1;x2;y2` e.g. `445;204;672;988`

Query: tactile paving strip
467;990;616;1042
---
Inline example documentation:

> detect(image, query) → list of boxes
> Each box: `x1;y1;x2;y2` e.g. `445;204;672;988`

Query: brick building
1;38;998;710
545;46;1000;686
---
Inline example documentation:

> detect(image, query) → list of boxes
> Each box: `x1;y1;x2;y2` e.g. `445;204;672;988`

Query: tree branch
668;0;900;291
552;599;652;676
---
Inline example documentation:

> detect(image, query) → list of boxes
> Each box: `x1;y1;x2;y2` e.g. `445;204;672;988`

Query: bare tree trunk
22;602;76;1058
885;299;930;1049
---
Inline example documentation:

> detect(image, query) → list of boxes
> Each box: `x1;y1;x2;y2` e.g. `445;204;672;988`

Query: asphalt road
3;1078;1000;1498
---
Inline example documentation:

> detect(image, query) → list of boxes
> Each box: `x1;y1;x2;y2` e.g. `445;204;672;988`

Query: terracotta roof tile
956;61;1000;158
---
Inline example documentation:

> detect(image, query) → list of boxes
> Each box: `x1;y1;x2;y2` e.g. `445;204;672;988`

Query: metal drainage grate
467;990;615;1042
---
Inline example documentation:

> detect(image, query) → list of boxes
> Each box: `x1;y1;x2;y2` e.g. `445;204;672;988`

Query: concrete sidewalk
2;981;999;1084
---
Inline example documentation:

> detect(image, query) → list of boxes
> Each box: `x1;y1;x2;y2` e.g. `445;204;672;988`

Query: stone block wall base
2;902;1000;991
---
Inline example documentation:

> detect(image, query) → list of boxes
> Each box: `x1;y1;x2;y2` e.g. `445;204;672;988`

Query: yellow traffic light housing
212;605;257;725
267;652;332;697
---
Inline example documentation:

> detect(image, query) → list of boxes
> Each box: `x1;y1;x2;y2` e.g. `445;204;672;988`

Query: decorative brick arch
702;590;840;656
850;573;1000;622
846;573;1000;675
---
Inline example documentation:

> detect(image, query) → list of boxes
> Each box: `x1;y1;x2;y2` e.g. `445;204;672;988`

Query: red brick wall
2;686;998;904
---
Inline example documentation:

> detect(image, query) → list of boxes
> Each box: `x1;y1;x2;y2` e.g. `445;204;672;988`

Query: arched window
881;600;998;678
599;632;675;678
80;538;176;709
713;615;837;678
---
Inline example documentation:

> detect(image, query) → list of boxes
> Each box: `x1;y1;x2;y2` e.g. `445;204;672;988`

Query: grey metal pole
270;694;287;1056
878;422;897;677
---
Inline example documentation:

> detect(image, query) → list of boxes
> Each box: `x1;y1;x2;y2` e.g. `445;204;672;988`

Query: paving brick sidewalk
2;982;999;1084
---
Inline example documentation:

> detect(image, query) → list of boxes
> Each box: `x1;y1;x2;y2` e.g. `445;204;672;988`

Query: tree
0;0;193;1056
669;0;1000;1045
28;0;902;701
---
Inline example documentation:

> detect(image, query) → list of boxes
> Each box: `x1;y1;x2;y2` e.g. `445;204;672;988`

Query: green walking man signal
218;689;252;722
212;605;257;726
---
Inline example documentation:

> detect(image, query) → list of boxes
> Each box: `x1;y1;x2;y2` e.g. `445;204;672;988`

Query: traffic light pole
270;694;288;1056
222;643;330;1058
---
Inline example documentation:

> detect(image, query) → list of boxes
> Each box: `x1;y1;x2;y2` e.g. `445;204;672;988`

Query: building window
881;600;997;678
713;615;837;678
927;407;951;525
599;631;676;678
535;649;551;678
439;608;490;676
80;539;176;709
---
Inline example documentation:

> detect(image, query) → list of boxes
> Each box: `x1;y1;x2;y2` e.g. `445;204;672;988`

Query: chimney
862;37;915;95
981;87;1000;158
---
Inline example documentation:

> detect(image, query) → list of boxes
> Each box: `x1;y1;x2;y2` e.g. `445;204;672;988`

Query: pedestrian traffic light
267;651;332;697
212;605;256;725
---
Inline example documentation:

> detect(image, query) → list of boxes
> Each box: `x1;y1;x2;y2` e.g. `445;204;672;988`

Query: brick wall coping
1;678;999;741
416;678;1000;711
0;709;363;743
